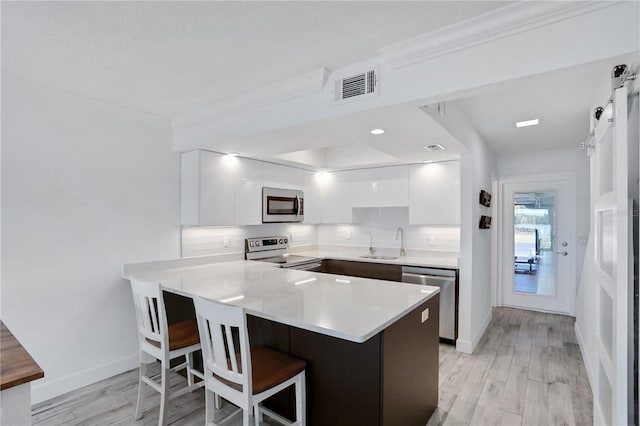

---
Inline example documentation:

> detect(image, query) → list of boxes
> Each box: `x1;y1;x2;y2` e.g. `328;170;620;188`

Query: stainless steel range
245;236;321;271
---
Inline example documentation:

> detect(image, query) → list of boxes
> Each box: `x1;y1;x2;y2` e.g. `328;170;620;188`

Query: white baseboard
31;353;139;405
457;309;493;354
574;322;595;393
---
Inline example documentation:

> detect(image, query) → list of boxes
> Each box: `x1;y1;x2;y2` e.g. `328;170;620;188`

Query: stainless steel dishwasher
402;266;457;342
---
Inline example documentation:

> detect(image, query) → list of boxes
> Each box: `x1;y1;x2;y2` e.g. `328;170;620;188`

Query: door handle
556;251;568;256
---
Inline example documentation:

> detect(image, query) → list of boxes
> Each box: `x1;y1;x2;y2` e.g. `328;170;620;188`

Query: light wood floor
32;307;592;426
428;307;592;426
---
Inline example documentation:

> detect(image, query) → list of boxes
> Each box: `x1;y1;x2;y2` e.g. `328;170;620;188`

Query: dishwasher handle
401;272;453;282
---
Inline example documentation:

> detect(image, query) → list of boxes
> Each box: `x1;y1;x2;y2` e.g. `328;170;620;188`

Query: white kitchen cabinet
350;168;378;207
302;170;322;224
320;171;352;224
351;166;409;207
233;157;263;225
262;162;302;190
181;150;262;226
409;161;460;225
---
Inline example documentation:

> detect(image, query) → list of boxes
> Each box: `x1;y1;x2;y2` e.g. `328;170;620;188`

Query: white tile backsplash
317;207;459;252
181;224;317;258
182;207;459;258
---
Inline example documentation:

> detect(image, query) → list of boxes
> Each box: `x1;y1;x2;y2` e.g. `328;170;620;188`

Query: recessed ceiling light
227;152;240;157
370;128;385;135
423;160;434;163
423;144;445;151
516;118;540;128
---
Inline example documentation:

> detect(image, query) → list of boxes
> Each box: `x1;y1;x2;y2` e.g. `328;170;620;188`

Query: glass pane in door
513;191;556;296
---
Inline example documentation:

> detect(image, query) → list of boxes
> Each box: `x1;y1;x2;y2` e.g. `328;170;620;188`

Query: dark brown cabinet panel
382;294;440;425
321;259;402;282
248;296;439;426
290;330;382;426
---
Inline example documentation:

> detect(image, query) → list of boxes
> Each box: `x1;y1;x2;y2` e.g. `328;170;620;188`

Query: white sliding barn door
591;84;630;426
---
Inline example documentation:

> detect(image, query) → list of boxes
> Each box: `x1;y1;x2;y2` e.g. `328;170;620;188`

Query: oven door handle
295;195;301;216
289;262;321;271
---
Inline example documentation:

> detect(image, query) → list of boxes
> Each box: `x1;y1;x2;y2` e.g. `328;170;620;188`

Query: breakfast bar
127;260;440;426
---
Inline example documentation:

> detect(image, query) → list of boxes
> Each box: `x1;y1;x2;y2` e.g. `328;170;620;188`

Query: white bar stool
130;278;205;426
194;297;306;426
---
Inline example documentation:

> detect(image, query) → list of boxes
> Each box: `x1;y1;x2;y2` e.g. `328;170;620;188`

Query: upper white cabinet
262;163;302;190
320;171;352;224
351;166;409;208
181;151;262;226
233;157;263;226
409;161;460;225
182;150;460;227
302;170;322;224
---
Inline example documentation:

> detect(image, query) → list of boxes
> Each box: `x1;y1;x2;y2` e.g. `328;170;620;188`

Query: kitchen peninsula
124;259;440;426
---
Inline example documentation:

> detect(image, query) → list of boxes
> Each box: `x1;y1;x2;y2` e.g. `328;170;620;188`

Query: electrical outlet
223;236;230;247
578;235;588;245
289;232;294;243
347;231;352;240
421;308;429;323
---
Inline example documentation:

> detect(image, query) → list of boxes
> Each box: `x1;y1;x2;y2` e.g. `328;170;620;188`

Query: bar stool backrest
130;279;169;353
194;298;252;395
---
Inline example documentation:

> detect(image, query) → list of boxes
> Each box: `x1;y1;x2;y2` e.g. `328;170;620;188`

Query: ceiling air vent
334;68;379;103
424;144;445;151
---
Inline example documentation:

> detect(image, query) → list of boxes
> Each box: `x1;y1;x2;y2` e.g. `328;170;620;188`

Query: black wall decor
479;190;492;207
479;215;492;229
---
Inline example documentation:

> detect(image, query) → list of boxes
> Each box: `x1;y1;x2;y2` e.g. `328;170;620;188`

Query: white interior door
500;175;576;315
591;85;630;426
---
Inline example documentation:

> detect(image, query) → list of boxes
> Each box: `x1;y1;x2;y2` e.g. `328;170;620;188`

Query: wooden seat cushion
147;320;200;351
215;345;306;394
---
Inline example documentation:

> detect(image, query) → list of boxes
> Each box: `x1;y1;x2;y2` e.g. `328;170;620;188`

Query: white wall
425;104;497;354
1;78;181;404
497;148;590;289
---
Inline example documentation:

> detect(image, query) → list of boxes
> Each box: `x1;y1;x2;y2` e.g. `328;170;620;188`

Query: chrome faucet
396;227;406;257
365;230;376;255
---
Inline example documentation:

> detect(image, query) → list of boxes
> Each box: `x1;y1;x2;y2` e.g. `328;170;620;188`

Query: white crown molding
377;1;622;69
173;67;330;128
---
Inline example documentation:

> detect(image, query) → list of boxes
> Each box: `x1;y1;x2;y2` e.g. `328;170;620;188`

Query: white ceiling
2;1;508;117
451;54;639;155
215;103;463;171
4;2;634;169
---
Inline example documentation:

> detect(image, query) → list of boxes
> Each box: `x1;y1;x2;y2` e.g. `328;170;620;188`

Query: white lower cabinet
409;161;460;225
320;171;352;224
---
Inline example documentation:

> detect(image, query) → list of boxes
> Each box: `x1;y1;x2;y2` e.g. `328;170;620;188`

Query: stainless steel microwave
262;187;304;223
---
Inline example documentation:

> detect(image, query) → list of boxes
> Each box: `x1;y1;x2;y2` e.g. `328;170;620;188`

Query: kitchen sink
359;255;399;260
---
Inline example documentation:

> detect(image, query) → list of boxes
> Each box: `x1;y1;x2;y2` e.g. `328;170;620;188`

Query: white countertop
293;246;459;269
127;260;439;343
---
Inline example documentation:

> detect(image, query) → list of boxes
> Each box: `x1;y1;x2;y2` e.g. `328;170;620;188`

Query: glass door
501;178;576;315
513;191;557;296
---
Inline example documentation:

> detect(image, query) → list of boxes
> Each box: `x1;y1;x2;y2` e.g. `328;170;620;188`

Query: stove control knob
249;241;255;247
255;241;260;246
284;238;288;244
279;239;284;244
